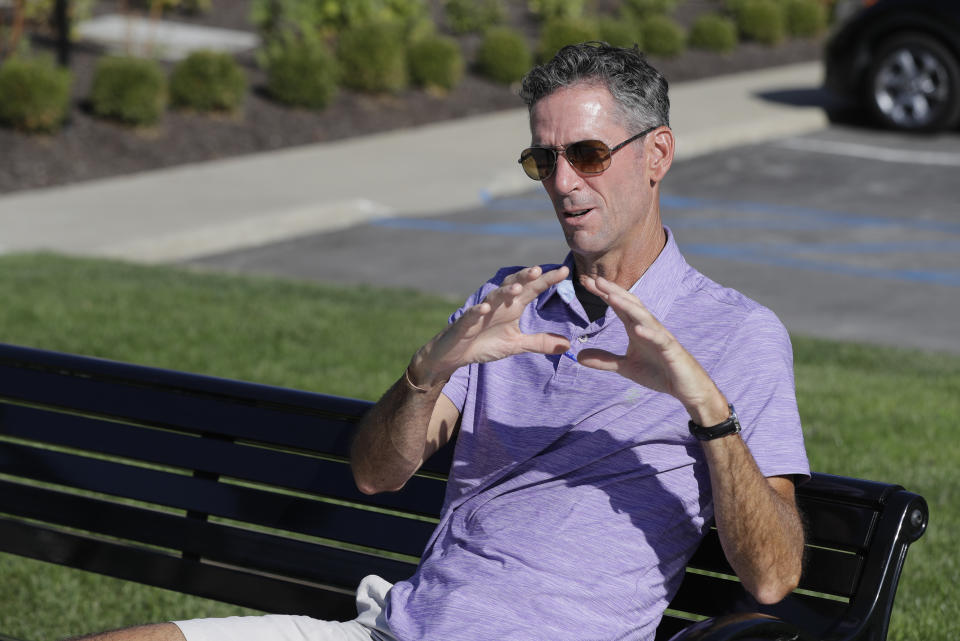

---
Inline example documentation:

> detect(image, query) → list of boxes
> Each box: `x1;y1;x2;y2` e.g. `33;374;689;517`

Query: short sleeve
711;307;810;483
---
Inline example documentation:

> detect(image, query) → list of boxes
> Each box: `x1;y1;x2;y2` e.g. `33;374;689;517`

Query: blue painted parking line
372;189;960;287
370;217;959;287
479;191;960;235
682;243;960;287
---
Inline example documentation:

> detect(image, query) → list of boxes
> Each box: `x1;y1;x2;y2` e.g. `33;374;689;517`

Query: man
77;43;808;641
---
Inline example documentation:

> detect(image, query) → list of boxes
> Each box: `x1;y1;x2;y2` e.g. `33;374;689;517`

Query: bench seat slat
687;530;864;597
0;479;419;588
0;403;448;517
0;442;436;558
0;516;360;621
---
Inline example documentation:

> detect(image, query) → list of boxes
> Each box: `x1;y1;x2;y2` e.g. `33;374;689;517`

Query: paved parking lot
188;124;960;355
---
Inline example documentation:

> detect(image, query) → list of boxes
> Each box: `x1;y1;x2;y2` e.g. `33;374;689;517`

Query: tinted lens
565;140;611;173
519;147;557;180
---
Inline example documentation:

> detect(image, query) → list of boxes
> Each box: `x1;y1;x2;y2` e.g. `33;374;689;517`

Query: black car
825;0;960;132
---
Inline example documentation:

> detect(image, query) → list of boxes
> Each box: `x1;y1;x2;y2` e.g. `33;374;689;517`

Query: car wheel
865;33;960;132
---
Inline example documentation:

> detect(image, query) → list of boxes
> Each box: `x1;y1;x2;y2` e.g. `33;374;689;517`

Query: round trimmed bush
445;0;505;34
0;56;72;133
688;13;738;53
262;36;339;109
476;27;532;85
170;50;246;113
640;15;686;57
337;21;408;93
785;0;827;37
538;17;599;62
735;0;786;45
408;35;464;91
90;56;167;126
527;0;586;21
621;0;677;20
598;17;642;49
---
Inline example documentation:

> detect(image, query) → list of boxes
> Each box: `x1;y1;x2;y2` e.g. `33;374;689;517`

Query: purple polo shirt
386;228;809;641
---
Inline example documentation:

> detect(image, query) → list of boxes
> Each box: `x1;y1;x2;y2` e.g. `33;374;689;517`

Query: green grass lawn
0;253;956;640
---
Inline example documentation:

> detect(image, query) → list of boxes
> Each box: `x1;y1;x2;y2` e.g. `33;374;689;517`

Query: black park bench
0;343;928;641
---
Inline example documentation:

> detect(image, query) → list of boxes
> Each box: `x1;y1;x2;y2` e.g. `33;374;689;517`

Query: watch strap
689;404;741;441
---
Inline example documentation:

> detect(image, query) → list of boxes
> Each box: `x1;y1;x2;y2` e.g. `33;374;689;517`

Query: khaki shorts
173;576;397;641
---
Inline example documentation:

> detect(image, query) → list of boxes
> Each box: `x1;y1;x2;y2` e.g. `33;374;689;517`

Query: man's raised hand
408;266;572;389
576;276;727;424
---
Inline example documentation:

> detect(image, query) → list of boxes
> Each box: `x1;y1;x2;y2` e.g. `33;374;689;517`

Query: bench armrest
667;613;814;641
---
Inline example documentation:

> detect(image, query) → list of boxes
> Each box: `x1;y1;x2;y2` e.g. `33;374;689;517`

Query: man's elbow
749;565;802;605
352;465;407;496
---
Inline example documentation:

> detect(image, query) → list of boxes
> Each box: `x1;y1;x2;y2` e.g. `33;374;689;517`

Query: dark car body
825;0;960;131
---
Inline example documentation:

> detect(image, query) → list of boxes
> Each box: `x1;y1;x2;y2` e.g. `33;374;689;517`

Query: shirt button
577;335;589;343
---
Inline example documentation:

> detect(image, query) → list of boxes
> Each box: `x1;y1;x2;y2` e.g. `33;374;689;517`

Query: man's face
529;84;656;266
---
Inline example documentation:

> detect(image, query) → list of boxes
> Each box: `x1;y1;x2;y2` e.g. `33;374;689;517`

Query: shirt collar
536;226;687;322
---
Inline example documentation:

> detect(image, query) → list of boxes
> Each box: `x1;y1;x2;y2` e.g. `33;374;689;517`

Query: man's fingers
577;348;623;372
487;265;570;309
582;276;658;327
519;332;571;356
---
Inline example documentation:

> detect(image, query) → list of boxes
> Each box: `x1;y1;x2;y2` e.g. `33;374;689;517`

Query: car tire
864;32;960;132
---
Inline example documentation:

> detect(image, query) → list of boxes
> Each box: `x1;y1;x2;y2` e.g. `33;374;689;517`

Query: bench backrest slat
0;439;438;559
0;403;448;517
0;515;361;621
687;530;864;598
0;477;418;586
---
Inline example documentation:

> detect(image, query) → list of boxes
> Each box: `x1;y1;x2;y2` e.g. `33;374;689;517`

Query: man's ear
646;126;675;186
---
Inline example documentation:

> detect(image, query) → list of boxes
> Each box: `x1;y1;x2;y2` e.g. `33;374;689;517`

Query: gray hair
519;42;670;131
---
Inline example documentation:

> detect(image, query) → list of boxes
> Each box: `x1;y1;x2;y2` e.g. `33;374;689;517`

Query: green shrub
688;13;738;53
169;50;246;113
621;0;677;20
0;56;72;133
337;21;408;93
408;34;464;91
537;17;599;62
158;0;212;14
90;56;167;126
734;0;786;45
22;0;95;38
251;0;427;43
262;34;339;109
597;16;641;49
444;0;505;34
724;0;749;14
640;15;686;56
527;0;586;21
785;0;827;37
476;27;532;85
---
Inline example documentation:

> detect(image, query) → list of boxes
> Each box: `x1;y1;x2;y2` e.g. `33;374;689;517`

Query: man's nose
549;152;582;194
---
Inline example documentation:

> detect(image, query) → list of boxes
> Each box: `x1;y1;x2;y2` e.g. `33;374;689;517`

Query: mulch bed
0;0;825;195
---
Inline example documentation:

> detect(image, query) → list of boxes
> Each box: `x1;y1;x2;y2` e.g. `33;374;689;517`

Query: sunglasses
518;125;659;181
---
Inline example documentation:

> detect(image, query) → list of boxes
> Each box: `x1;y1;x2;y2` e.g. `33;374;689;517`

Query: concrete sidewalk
0;62;828;263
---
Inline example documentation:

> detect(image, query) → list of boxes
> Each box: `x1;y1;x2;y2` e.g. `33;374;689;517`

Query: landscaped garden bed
0;0;832;194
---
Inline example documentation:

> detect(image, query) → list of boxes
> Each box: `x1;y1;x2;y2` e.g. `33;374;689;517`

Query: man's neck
573;225;667;290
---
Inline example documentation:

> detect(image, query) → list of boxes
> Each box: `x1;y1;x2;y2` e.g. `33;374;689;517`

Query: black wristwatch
689;404;741;441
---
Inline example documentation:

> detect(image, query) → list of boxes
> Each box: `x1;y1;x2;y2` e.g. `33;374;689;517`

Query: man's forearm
702;433;805;604
351;265;572;495
350;368;449;495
